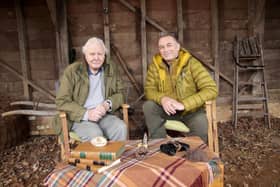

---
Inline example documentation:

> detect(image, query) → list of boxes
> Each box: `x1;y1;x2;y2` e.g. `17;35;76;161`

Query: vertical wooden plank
141;0;147;87
46;0;56;26
111;45;142;95
56;0;69;76
212;101;219;154
211;0;220;91
122;104;130;139
60;112;70;161
176;0;184;44
15;0;31;100
103;0;111;62
206;101;214;153
46;0;60;80
248;0;255;36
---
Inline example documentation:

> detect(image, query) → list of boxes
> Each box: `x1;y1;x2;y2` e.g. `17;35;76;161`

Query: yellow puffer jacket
144;48;218;114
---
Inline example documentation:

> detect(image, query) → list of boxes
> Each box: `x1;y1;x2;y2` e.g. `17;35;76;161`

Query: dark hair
158;32;178;41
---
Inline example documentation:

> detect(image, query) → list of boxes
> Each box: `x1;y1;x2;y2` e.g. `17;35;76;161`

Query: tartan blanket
44;137;220;187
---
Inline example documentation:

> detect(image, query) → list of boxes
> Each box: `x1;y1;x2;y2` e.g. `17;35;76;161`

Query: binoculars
160;140;190;156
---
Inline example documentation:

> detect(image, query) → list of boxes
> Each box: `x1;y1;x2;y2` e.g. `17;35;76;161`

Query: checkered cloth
44;137;220;187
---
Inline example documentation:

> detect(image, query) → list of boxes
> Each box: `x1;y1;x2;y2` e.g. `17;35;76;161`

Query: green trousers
143;100;208;143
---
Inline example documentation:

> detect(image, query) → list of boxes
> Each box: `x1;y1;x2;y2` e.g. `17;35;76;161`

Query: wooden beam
103;0;111;62
140;0;147;87
176;0;184;43
111;45;142;96
46;0;56;26
56;0;69;76
211;0;220;91
121;104;130;139
2;110;57;118
46;0;60;80
203;60;232;86
118;0;168;32
191;54;233;86
15;0;32;100
0;60;56;100
11;101;56;109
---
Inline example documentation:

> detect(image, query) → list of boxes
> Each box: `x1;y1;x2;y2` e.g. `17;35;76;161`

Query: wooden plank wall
0;0;279;104
0;1;22;99
264;0;280;92
0;0;56;101
218;0;249;99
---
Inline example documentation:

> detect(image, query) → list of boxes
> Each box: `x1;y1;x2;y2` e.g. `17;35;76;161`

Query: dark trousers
143;100;208;143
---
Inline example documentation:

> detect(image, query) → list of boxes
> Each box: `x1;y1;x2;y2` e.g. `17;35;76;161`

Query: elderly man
55;37;127;141
143;33;218;142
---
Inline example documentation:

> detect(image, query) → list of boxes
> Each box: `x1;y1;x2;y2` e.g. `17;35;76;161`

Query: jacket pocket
177;71;196;99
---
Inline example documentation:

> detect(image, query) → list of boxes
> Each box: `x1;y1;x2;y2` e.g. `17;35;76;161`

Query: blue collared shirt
82;68;105;120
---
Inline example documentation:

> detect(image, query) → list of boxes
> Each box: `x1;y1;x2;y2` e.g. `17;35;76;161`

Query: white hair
82;37;108;55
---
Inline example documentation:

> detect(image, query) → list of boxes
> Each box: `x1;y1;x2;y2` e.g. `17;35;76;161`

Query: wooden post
206;100;219;154
46;0;56;26
176;0;184;44
122;104;130;140
46;0;61;80
206;101;214;153
103;0;111;62
212;101;219;154
60;112;70;161
56;0;69;76
211;0;220;91
15;0;32;100
111;45;142;95
140;0;147;86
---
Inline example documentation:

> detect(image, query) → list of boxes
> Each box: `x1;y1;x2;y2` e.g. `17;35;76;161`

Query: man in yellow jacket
143;33;218;142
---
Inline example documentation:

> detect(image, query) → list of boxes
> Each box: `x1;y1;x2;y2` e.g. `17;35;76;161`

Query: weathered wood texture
0;0;279;104
0;0;56;102
264;0;280;90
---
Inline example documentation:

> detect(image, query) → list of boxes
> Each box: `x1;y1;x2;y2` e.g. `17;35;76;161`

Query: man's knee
72;121;104;141
184;109;208;142
115;120;127;134
110;118;127;140
80;127;103;142
143;100;162;116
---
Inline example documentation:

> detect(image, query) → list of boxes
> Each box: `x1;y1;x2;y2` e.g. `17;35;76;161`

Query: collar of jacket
152;48;192;81
79;58;112;78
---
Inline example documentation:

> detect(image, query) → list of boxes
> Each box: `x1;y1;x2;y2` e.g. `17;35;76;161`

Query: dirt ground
219;117;280;186
0;114;280;186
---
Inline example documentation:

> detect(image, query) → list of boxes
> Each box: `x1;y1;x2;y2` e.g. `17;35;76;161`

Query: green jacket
144;48;218;114
54;60;124;134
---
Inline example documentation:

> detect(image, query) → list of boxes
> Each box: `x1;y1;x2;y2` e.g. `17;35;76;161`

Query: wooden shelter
0;0;280;131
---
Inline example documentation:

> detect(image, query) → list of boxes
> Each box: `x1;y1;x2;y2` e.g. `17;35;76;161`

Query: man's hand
102;101;111;112
160;96;185;115
88;104;107;122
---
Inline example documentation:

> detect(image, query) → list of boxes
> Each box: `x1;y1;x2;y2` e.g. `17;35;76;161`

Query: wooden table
44;136;223;187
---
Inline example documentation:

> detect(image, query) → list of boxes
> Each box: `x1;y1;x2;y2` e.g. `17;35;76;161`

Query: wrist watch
105;99;112;111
